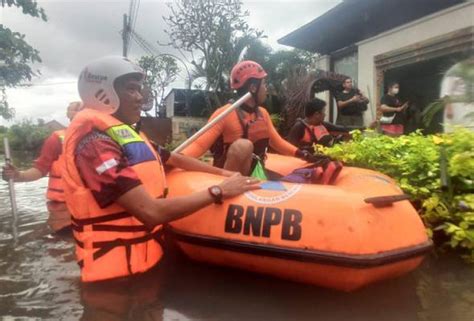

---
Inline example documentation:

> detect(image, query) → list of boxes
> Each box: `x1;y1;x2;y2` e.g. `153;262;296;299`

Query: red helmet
230;60;267;90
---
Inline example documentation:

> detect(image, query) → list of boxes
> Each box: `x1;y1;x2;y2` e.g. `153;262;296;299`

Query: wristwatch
208;185;223;204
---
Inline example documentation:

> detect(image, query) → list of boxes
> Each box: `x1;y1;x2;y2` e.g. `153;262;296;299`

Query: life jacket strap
72;223;150;233
71;211;133;227
76;228;164;274
298;119;318;144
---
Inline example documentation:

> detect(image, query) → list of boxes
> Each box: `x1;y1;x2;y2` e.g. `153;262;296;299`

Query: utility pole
122;14;130;57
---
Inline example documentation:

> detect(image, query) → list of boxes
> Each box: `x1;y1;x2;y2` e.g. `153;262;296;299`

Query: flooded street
0;156;473;321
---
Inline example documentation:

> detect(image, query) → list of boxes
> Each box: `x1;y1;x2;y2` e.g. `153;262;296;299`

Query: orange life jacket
235;107;270;142
46;130;66;202
236;107;271;157
211;106;271;167
298;119;334;151
62;109;167;282
300;121;330;144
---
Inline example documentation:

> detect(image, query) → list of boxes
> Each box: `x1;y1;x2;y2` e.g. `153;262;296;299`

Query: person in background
441;58;474;132
288;98;346;153
2;101;83;232
63;56;259;283
335;77;369;127
379;82;408;136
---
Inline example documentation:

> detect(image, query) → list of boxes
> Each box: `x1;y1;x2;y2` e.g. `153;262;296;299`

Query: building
163;88;216;118
42;120;66;132
279;0;473;130
163;89;212;142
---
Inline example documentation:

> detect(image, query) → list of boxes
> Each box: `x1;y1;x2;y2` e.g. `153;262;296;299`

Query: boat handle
364;194;411;208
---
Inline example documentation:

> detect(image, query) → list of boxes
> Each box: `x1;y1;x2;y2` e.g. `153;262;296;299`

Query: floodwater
0;155;473;321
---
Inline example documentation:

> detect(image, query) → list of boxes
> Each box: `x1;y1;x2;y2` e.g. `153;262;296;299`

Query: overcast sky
2;0;340;126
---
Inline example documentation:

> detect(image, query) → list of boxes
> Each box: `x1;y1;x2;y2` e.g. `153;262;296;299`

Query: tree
0;0;47;120
163;0;264;107
7;119;50;152
245;41;317;96
244;40;317;114
138;55;179;117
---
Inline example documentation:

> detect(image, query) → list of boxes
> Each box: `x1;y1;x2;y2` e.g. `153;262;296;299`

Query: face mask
392;88;399;95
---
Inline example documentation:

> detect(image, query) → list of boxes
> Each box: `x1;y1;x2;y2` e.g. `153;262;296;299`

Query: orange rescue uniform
182;105;297;160
62;109;167;282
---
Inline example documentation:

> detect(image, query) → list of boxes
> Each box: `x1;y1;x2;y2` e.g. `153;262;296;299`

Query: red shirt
75;130;170;208
34;132;63;175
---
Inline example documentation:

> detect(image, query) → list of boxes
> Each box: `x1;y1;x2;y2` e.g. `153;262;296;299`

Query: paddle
3;137;18;218
3;137;18;241
173;92;252;153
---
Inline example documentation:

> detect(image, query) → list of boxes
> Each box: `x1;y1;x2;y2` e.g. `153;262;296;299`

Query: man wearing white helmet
2;101;83;232
62;56;259;282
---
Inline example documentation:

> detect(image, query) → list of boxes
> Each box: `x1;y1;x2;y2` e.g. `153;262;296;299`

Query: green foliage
1;0;47;20
0;0;47;120
244;40;316;112
138;55;179;116
0;86;14;120
0;25;42;87
246;44;316;94
270;113;282;129
422;99;445;128
163;0;264;106
321;128;474;262
5;119;50;153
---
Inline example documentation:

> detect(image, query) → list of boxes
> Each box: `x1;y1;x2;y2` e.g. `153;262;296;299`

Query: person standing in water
2;101;83;232
62;56;259;282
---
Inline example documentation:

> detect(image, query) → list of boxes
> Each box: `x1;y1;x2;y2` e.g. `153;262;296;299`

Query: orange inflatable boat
166;154;432;291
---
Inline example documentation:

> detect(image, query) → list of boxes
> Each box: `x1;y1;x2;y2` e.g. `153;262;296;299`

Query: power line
127;0;141;54
130;30;160;55
129;28;192;88
131;0;140;35
126;0;135;53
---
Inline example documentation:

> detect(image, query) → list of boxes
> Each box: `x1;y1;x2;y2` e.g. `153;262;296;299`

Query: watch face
211;186;221;196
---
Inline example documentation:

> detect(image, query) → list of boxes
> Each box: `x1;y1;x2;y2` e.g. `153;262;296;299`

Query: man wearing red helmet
182;61;314;175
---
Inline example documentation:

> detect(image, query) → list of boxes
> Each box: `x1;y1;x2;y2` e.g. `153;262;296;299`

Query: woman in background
379;82;408;136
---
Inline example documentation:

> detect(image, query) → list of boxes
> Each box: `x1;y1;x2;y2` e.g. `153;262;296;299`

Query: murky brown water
1;155;473;321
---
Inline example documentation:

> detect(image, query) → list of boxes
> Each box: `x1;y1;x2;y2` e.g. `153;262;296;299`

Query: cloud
2;0;340;126
3;73;79;126
242;0;341;49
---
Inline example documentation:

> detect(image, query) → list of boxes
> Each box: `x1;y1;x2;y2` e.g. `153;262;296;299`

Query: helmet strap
247;79;262;108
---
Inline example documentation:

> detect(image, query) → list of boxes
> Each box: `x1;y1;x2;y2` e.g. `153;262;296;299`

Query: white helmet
78;56;144;114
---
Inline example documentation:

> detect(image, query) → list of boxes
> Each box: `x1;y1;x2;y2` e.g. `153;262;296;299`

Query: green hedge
320;128;474;262
0;120;50;154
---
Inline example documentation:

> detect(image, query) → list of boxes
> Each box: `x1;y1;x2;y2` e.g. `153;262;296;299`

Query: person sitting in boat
287;98;348;153
181;60;317;176
61;56;260;283
2;101;83;233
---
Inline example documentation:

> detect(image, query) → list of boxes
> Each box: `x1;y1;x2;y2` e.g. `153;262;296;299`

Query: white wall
164;91;175;118
172;116;206;142
357;1;474;124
